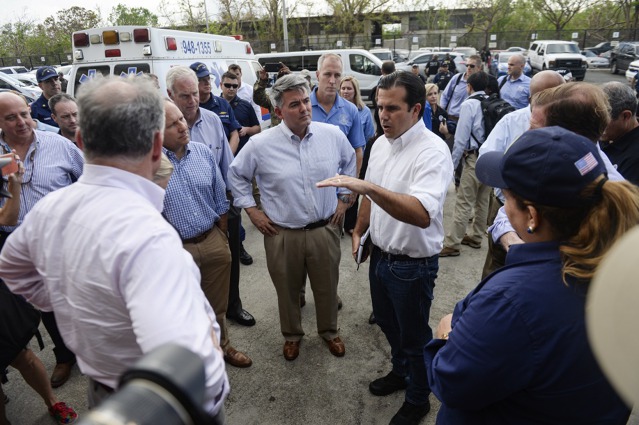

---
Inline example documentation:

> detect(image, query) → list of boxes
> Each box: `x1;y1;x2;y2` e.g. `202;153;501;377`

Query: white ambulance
67;26;271;125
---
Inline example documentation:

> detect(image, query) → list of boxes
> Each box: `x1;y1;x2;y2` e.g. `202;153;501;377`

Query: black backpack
469;93;516;142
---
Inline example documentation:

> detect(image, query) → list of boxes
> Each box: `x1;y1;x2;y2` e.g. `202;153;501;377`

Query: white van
254;49;383;102
67;26;270;126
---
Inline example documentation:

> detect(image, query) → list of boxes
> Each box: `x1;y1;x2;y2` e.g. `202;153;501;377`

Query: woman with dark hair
425;83;450;142
425;126;634;424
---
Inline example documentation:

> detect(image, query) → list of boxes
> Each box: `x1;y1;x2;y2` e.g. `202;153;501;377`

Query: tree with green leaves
108;4;159;26
326;0;396;47
531;0;599;37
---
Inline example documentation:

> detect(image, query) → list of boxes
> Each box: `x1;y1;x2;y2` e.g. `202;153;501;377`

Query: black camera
76;344;221;425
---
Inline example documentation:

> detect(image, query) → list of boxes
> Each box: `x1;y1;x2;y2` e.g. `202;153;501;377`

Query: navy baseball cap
36;66;58;82
190;62;211;78
476;126;607;208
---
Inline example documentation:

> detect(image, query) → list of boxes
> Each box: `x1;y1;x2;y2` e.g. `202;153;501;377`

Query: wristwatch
338;194;351;204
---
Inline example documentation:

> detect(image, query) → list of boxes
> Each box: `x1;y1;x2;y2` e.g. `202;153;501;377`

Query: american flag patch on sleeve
574;152;598;176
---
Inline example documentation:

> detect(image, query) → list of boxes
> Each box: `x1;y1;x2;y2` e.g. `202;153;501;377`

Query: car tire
611;61;618;74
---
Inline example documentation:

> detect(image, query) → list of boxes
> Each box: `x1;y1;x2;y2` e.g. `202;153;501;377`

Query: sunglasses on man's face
467;64;477;69
223;83;239;89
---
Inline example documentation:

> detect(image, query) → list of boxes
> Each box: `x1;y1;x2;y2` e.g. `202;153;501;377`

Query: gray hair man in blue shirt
229;74;356;362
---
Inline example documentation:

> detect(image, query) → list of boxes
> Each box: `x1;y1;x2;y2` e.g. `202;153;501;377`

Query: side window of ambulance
73;66;110;96
113;64;151;77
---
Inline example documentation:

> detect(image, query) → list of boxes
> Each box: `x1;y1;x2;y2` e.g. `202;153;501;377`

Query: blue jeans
369;246;438;406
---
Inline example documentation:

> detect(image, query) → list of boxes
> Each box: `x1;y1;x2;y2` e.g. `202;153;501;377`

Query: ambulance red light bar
231;35;244;40
165;37;177;51
134;29;151;43
246;44;252;54
105;49;121;57
73;33;90;47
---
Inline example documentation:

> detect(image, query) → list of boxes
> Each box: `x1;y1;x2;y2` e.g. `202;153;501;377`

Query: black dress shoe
368;312;376;324
369;370;407;396
239;244;253;265
226;309;256;326
390;401;431;425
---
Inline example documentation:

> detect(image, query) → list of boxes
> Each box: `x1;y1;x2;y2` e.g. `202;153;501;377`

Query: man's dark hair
221;71;239;82
486;74;499;96
381;61;396;75
467;71;489;93
378;71;425;119
48;93;76;115
228;64;242;73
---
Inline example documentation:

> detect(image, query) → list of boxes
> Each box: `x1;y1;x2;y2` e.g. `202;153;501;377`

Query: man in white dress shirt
0;76;229;421
318;71;453;425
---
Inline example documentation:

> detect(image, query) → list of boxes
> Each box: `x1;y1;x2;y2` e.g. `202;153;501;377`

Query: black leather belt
182;227;214;244
372;245;428;262
297;219;329;230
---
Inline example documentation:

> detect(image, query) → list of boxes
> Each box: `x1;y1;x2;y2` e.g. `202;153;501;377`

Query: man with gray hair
49;93;79;143
601;81;639;186
0;77;230;420
497;53;531;109
229;74;356;361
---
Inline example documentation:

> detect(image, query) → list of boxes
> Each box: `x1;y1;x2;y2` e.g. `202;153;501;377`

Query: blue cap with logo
190;62;211;79
475;126;607;207
36;66;58;82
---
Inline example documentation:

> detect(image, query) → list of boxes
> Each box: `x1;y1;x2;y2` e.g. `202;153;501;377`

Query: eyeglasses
2;144;35;185
467;64;477;69
223;83;239;89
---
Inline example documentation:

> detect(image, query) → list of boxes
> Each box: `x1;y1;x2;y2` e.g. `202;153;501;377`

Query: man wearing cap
229;74;356;362
190;62;241;154
49;94;79;144
411;65;427;84
0;90;83;388
31;66;62;128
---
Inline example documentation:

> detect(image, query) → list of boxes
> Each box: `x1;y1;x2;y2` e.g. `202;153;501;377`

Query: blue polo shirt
498;74;531;110
227;96;260;153
200;95;241;140
310;88;366;150
30;94;58;128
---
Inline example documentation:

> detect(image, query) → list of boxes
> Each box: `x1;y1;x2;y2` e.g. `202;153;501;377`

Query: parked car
453;46;477;57
489;51;533;77
505;46;527;53
0;66;30;74
0;73;41;100
609;41;639;74
528;40;587;80
625;60;639;83
370;48;393;62
581;50;610;68
0;88;36;104
395;51;467;76
585;41;612;55
11;73;38;86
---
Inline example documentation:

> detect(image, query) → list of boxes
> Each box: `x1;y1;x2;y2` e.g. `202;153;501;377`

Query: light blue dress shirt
189;107;233;188
440;73;468;119
451;91;486;168
229;121;356;228
358;106;375;141
310;88;366;150
498;74;531;110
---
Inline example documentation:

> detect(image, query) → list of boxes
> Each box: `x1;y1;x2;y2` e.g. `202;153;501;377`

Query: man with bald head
478;70;565;276
0;90;83;388
497;53;531;109
0;77;229;420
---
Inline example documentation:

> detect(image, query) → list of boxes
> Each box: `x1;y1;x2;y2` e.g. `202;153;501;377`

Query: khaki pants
481;194;508;279
444;152;492;249
264;224;341;341
183;226;232;351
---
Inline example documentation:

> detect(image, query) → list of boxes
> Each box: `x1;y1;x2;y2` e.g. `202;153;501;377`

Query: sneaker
239;244;253;265
390;401;431;425
369;370;408;396
461;235;481;249
49;402;77;424
439;246;460;257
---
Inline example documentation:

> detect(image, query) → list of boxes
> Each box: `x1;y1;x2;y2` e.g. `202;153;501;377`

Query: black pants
0;231;75;365
227;207;243;316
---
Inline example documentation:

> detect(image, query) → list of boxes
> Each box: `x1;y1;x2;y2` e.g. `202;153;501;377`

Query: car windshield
583;51;596;57
547;44;580;54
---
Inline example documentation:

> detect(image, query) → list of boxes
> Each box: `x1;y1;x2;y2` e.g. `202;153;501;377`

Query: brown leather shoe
50;360;75;388
325;337;345;357
224;347;252;368
283;340;300;361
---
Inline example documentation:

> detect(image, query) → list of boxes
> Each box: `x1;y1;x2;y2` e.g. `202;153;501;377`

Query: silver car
396;52;467;76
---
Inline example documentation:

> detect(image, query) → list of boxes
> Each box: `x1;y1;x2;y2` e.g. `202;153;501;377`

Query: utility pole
283;0;290;52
